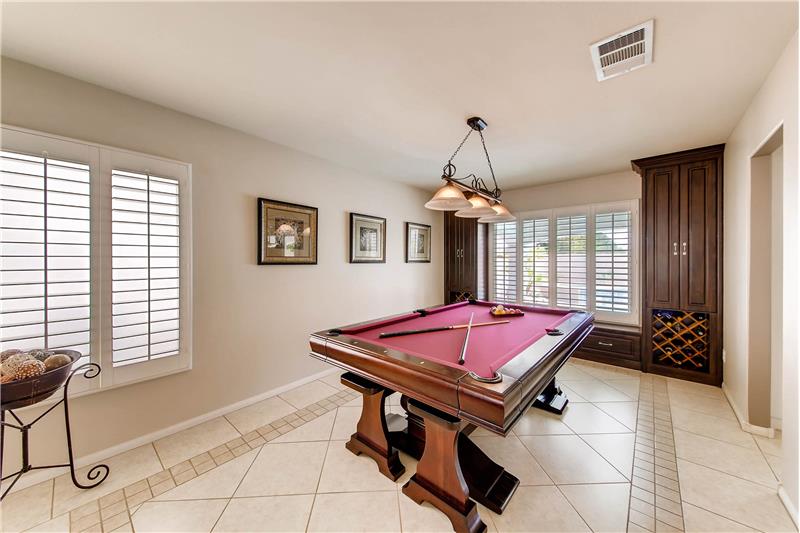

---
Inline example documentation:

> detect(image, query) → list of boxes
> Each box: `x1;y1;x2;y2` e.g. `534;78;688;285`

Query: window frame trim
1;124;193;400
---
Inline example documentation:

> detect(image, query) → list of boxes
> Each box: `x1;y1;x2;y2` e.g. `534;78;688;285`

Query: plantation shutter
595;210;631;313
492;221;517;303
476;223;487;300
521;217;549;305
555;214;587;309
111;169;181;365
0;150;92;364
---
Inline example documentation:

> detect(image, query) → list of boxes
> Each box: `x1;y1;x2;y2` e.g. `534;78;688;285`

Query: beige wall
502;171;641;213
723;32;798;517
0;58;443;473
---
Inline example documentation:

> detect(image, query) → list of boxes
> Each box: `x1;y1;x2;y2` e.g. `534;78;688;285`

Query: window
521;217;549;305
476;223;487;300
0;126;192;394
489;201;638;325
111;170;181;366
492;221;517;303
556;214;587;309
595;210;632;313
0;151;92;367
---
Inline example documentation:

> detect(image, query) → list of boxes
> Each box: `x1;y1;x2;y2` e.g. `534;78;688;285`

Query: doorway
748;125;783;430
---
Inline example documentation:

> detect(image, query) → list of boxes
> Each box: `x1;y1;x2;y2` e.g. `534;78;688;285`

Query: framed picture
258;198;318;265
350;212;386;263
405;222;431;263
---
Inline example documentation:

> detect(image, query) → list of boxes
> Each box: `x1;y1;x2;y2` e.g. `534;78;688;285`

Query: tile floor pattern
2;360;795;533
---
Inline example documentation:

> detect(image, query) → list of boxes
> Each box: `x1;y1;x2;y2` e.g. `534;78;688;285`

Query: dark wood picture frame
405;222;431;263
258;197;318;265
350;212;386;263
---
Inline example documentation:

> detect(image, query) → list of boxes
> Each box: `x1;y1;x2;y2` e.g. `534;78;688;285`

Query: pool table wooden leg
392;395;519;515
340;372;406;481
402;399;486;533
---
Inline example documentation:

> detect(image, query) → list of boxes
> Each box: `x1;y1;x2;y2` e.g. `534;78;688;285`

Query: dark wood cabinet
633;145;723;385
443;212;480;303
574;326;642;371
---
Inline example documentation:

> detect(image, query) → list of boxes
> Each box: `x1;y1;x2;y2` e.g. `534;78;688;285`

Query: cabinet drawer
582;334;635;356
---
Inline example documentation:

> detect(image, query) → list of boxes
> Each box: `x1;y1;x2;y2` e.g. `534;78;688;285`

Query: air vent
590;20;654;81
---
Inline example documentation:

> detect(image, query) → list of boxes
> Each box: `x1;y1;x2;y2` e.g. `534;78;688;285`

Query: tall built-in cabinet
443;212;486;304
633;145;724;385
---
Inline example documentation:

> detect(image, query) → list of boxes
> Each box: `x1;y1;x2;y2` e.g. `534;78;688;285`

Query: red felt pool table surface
340;301;572;379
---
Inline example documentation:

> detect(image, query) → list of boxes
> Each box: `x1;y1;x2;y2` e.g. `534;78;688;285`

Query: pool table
309;300;593;533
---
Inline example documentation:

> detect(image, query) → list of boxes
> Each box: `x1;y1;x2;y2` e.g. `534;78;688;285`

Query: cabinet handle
598;341;614;347
682;242;687;256
673;242;678;256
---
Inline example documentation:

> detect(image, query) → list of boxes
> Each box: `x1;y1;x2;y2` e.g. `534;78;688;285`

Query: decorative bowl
1;350;81;410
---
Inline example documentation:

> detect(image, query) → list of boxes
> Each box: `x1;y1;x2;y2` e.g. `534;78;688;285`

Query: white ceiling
1;2;797;190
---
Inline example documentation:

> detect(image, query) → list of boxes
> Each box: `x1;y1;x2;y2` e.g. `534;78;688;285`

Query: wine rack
651;309;710;373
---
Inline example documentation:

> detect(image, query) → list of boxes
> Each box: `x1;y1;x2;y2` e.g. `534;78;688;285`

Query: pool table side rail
310;331;470;417
309;306;594;434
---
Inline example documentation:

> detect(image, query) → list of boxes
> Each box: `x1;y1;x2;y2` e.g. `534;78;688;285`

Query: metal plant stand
1;362;110;500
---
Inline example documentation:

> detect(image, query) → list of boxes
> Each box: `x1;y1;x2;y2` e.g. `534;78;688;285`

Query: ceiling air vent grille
591;20;653;81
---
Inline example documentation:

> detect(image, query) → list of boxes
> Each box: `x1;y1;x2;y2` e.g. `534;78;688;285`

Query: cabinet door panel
680;160;718;312
645;166;681;308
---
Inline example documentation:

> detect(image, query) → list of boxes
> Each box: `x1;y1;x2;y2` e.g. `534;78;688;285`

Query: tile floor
1;359;795;533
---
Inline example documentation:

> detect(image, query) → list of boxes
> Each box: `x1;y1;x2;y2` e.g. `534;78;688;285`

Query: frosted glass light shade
478;203;516;223
455;193;497;218
424;183;472;211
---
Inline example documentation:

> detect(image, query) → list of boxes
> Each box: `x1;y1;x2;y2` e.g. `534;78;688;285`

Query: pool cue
457;312;475;365
378;320;509;339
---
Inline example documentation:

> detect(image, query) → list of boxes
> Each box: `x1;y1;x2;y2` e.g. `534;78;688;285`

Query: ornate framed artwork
405;222;431;263
350;212;386;263
258;198;318;265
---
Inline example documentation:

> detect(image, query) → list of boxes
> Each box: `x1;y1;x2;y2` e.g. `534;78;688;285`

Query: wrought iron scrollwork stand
0;363;110;500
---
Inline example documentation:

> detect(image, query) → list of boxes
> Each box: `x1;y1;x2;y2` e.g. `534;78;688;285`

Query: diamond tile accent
626;375;685;532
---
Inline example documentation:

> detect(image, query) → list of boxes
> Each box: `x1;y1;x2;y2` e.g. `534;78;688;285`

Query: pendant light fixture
477;203;515;223
455;193;496;218
424;116;515;223
423;182;471;210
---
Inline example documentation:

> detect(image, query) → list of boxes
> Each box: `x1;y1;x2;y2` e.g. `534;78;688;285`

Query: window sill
592;320;641;334
14;362;192;414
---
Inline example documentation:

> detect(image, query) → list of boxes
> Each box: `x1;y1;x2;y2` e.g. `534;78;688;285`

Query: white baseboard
721;382;776;438
778;485;799;528
6;366;339;493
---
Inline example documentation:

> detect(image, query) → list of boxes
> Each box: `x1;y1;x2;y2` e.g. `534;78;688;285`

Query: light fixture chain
478;130;499;193
448;129;473;164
